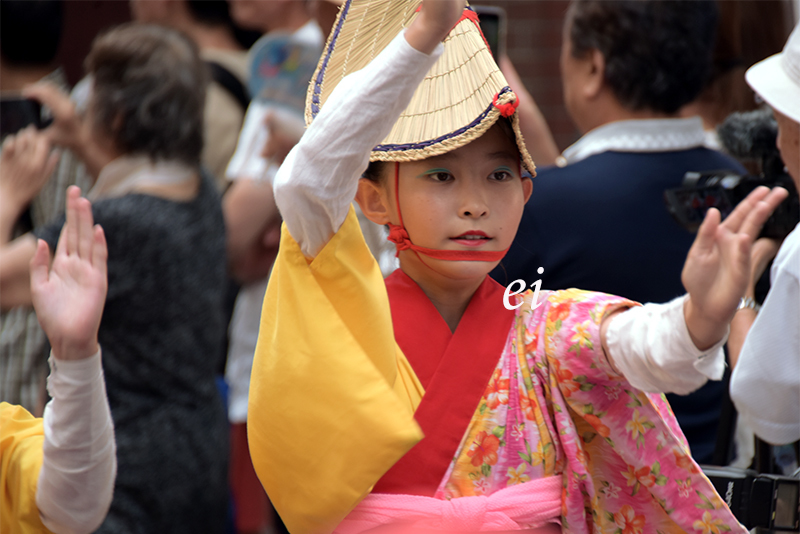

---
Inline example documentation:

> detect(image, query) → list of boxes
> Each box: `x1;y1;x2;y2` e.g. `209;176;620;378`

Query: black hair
362;161;388;183
0;0;63;66
360;118;520;182
186;1;233;27
184;0;261;50
567;0;718;114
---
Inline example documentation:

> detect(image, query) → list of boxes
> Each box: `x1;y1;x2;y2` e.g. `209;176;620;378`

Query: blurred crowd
0;1;798;533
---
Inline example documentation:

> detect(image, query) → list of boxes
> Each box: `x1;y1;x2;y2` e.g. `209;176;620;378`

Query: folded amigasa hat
306;0;536;175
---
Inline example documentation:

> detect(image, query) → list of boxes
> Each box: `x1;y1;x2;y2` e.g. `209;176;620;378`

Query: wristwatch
737;296;762;313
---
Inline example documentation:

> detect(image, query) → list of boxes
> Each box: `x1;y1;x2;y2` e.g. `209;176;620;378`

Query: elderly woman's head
746;23;800;184
84;23;206;167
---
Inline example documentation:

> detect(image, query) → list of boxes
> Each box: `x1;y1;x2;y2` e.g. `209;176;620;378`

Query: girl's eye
427;172;453;182
489;170;513;182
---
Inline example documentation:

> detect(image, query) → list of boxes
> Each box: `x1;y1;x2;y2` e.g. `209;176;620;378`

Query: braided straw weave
305;0;536;173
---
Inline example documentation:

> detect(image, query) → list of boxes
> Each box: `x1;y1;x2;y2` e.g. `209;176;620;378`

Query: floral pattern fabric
435;289;744;534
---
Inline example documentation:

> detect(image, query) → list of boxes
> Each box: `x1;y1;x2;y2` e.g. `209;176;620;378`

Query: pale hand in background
22;83;86;154
23;83;113;178
0;126;60;216
30;186;108;361
260;111;303;166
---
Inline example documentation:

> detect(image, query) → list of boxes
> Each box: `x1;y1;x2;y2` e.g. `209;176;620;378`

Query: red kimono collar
374;270;515;495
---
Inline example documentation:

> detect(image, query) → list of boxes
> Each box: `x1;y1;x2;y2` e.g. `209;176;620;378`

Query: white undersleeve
36;351;116;534
606;296;727;395
272;32;444;258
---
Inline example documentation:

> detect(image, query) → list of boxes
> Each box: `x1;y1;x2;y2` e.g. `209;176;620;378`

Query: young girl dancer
247;1;787;533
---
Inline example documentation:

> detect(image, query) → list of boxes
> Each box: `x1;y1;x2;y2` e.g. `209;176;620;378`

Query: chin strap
385;162;510;262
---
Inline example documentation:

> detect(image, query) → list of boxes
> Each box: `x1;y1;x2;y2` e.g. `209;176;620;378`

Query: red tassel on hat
493;93;519;118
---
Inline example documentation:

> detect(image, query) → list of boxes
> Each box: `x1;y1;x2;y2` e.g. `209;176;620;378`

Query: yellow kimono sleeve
0;402;54;534
248;206;424;534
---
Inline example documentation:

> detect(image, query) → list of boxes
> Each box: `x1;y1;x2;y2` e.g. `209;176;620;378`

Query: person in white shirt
0;130;115;534
729;22;800;446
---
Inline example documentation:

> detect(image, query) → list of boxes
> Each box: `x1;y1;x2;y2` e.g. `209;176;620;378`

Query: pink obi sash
335;476;562;534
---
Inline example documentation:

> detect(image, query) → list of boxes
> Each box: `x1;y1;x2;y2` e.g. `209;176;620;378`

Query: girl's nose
458;185;490;218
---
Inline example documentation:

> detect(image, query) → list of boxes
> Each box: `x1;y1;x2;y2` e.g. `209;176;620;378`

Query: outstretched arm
32;186;116;534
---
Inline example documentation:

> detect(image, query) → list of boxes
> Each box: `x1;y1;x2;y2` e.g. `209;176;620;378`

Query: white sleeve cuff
606;295;727;394
37;349;116;534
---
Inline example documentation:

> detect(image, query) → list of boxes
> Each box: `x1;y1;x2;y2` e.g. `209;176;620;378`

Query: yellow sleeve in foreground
0;402;53;534
248;207;424;534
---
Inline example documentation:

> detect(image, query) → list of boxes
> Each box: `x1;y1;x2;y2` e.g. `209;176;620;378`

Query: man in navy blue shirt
494;0;746;464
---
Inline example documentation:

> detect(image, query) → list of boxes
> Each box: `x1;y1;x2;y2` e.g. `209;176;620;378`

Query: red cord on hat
492;93;519;118
385;163;509;262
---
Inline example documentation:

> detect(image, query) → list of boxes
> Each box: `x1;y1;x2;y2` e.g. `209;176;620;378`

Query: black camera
664;109;800;239
702;465;800;531
0;95;50;138
665;170;799;239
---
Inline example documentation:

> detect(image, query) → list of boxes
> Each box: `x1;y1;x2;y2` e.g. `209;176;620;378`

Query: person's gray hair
85;23;206;166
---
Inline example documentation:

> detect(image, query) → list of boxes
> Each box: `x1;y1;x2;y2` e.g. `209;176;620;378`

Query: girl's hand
681;186;789;350
30;186;108;361
405;0;466;55
0;127;60;214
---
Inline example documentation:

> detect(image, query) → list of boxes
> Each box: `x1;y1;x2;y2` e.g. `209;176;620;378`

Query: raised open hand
681;185;789;349
30;186;108;360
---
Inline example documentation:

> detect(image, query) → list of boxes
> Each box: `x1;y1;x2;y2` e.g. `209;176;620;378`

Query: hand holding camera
0;126;60;222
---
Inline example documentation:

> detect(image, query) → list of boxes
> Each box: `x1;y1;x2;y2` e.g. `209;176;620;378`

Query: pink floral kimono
373;268;742;534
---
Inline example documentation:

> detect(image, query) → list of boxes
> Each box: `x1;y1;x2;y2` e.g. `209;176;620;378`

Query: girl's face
359;123;533;284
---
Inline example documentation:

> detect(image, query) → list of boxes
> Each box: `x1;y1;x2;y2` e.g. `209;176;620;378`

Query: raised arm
272;1;464;258
30;186;116;534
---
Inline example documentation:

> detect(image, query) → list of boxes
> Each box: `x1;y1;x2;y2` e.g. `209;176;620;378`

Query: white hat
746;23;800;123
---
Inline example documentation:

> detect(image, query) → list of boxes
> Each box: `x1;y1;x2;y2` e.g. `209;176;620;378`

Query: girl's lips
450;238;492;247
450;232;492;247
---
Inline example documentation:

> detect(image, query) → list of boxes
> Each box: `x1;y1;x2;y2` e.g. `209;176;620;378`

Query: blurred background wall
56;0;796;154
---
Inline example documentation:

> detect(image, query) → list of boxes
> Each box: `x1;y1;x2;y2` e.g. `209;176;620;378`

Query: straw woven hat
305;0;536;173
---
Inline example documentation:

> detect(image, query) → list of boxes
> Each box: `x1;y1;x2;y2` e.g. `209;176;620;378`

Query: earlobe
584;49;605;99
355;178;391;225
522;176;533;203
